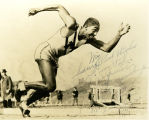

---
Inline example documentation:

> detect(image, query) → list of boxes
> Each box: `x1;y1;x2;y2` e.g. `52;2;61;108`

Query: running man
17;4;130;117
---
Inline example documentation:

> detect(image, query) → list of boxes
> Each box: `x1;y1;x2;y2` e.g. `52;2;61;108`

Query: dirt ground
0;105;148;120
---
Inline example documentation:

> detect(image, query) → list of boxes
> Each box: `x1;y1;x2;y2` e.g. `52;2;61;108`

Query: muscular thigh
37;60;57;86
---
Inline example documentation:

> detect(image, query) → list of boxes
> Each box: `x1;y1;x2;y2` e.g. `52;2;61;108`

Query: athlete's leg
25;59;57;106
25;81;48;91
19;59;57;117
37;59;57;91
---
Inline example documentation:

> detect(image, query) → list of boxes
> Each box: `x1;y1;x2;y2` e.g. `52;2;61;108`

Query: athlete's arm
29;4;78;37
87;23;130;52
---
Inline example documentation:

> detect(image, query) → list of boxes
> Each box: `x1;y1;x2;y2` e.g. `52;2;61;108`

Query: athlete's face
78;25;99;40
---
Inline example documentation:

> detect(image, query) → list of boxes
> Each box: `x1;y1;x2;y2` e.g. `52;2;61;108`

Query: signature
73;41;149;84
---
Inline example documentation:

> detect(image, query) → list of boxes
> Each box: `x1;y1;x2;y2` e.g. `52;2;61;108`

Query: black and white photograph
0;0;148;119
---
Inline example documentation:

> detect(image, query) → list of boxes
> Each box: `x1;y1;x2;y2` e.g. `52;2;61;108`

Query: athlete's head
78;17;100;40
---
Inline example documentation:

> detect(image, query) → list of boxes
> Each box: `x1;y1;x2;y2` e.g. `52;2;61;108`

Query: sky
0;0;148;93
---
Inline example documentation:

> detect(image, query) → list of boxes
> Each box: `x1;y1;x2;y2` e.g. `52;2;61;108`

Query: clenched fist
28;8;40;16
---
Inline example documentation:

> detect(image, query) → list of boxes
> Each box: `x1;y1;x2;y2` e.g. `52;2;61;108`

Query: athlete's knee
46;83;56;92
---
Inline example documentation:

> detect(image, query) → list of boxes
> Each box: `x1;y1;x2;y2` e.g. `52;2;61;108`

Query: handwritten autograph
73;41;149;84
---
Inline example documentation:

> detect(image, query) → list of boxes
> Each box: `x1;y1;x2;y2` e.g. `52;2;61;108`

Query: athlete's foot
19;106;31;117
24;109;31;117
19;102;31;117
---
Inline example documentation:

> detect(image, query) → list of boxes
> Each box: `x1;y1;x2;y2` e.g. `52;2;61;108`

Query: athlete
17;4;130;117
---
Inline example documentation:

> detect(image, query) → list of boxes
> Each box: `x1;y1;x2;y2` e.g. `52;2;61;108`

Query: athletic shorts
34;41;58;66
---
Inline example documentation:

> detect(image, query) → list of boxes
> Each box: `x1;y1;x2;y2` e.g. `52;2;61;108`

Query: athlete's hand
28;8;40;16
118;23;130;36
